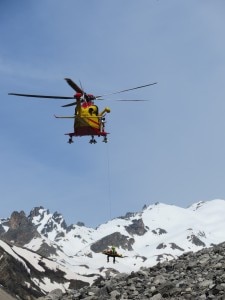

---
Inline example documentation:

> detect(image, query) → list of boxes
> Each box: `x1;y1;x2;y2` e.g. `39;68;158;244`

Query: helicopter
8;78;157;144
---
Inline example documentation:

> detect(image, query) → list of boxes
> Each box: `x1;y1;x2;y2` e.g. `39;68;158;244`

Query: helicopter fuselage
73;101;110;137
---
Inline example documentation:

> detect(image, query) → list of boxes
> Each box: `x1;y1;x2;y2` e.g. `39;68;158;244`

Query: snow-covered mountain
1;199;225;298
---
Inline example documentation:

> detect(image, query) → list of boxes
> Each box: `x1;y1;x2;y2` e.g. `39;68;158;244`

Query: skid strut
67;135;108;144
67;136;74;144
103;136;108;143
89;136;97;144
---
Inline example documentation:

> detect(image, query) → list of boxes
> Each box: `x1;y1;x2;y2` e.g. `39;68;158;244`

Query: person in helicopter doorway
107;246;116;264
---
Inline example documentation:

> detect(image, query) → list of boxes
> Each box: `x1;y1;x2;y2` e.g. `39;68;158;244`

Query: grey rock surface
38;241;225;300
0;288;17;300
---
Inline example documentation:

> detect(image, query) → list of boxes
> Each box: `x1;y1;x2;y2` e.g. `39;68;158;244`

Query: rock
1;211;40;245
110;290;121;299
150;293;162;300
17;241;225;300
125;218;148;236
90;232;135;252
43;289;63;300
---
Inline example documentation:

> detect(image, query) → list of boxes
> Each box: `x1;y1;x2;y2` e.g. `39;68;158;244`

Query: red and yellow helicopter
9;78;157;144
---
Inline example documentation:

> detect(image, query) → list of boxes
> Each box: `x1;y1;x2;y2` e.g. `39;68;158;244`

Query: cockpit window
88;105;98;115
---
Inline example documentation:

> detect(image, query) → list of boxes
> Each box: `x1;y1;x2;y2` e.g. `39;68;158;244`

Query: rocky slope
38;241;225;300
0;288;17;300
0;239;93;299
1;199;225;298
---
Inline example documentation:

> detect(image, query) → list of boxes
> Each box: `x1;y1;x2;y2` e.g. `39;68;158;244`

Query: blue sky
1;0;225;227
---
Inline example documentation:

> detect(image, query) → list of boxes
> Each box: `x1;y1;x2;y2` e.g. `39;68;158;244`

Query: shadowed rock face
1;211;40;246
0;224;5;235
188;234;206;247
0;244;43;299
169;243;184;251
28;206;45;219
39;213;67;237
125;219;147;236
0;240;92;300
156;242;184;251
37;242;58;257
152;228;167;235
156;243;167;249
90;232;135;252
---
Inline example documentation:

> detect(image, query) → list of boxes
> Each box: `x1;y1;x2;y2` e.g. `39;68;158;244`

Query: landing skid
102;136;108;143
66;134;108;144
67;137;74;144
89;136;108;144
89;136;97;144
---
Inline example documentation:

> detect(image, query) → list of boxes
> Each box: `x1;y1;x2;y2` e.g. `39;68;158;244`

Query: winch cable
106;142;112;220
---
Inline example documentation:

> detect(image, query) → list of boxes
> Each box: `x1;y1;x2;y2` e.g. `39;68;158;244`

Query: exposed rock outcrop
90;232;135;252
40;241;225;300
1;211;40;246
0;242;43;299
125;219;147;236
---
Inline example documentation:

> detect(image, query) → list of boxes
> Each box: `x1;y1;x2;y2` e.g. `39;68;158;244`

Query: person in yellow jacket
111;246;116;255
107;246;117;263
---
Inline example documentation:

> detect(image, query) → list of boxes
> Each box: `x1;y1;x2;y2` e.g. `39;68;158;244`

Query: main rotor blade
96;98;149;101
114;99;149;101
61;101;77;107
8;93;74;99
64;78;84;93
96;82;157;98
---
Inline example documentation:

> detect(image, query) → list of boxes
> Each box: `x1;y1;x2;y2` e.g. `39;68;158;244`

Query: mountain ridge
1;199;225;298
